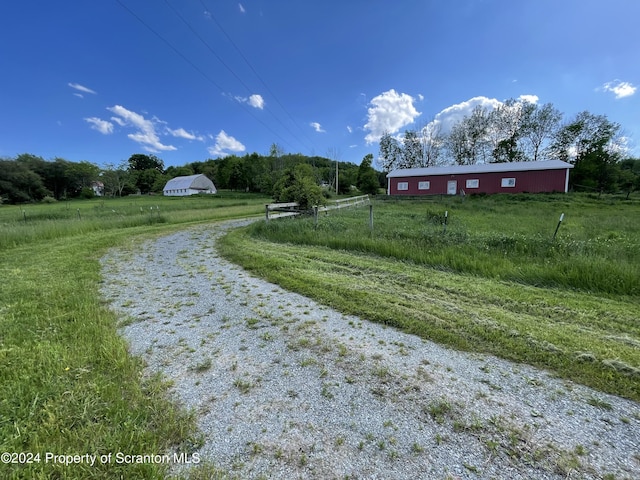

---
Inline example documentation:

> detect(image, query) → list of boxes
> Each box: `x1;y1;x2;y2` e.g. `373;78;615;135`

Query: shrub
79;187;96;199
273;164;325;210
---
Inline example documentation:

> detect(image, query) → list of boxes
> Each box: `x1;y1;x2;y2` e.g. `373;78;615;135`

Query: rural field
1;191;639;479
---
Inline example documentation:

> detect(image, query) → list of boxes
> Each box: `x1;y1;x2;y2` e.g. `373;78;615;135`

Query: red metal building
386;160;573;195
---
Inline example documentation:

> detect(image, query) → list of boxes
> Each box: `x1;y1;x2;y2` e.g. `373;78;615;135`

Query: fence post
552;213;564;241
369;204;373;232
77;208;81;220
314;205;318;227
265;204;270;222
443;210;448;233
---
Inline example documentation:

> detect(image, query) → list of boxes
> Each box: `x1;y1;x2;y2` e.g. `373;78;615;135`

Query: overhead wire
198;0;317;149
162;0;314;153
114;0;302;152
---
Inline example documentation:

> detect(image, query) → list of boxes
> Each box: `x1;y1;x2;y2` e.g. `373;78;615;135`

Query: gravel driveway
100;220;639;479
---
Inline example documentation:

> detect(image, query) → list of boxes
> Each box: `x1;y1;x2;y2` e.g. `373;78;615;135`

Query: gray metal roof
386;160;573;178
163;174;216;191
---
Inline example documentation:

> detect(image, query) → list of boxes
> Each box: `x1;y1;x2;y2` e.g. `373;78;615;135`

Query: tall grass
248;193;640;295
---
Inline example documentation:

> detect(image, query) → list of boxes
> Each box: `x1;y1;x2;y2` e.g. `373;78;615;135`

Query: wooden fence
265;195;371;221
318;194;370;213
265;202;300;221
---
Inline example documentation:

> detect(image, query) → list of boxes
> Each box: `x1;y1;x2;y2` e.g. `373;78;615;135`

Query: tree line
0;147;384;204
379;100;640;194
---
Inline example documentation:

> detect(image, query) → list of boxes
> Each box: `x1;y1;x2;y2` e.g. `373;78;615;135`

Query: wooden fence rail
318;194;370;212
265;195;371;221
265;202;299;221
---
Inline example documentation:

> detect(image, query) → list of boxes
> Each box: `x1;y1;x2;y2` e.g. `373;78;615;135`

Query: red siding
389;168;569;195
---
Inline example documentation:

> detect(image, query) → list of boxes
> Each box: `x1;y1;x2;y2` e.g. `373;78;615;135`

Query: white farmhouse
163;174;217;196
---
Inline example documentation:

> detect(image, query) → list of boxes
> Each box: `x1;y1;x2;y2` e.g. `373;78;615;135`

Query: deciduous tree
127;153;164;173
550;111;623;191
357;154;380;195
521;102;562;162
401;130;423;168
378;132;402;171
272;163;324;209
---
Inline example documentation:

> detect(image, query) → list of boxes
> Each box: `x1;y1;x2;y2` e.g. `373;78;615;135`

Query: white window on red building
397;182;409;191
466;179;479;188
418;181;430;190
501;177;516;187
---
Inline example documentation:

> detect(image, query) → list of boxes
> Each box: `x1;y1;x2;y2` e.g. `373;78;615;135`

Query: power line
114;0;299;152
163;0;314;153
199;0;317;149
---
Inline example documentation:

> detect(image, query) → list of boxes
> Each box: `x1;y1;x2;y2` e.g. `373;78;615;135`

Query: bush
41;196;57;203
79;187;96;199
273;164;325;210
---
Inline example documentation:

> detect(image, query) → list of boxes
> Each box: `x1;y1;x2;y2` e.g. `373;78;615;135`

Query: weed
411;442;424;454
192;358;213;372
463;463;479;473
587;396;613;411
426;399;453;423
321;382;334;399
246;317;260;329
233;378;253;394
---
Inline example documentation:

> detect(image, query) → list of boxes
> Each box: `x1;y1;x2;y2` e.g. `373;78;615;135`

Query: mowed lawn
0;192;268;480
219;193;640;402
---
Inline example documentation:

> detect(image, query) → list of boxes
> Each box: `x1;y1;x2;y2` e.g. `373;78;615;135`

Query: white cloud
167;127;204;141
518;94;539;104
234;93;265;109
85;117;113;134
110;116;126;127
364;89;421;144
68;82;97;95
107;105;177;152
310;122;325;133
239;3;246;13
426;96;503;136
208;130;246;157
248;94;264;109
601;80;636;99
346;125;353;133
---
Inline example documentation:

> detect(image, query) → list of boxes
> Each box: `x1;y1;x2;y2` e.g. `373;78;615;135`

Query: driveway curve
100;220;640;479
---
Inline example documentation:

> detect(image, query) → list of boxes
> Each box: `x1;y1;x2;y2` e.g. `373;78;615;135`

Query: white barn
163;174;217;196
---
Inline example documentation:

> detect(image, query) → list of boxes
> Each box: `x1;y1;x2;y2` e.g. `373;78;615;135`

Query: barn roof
163;174;215;191
387;160;573;178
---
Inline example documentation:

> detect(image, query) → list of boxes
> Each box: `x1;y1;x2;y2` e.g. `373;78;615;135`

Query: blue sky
1;0;639;168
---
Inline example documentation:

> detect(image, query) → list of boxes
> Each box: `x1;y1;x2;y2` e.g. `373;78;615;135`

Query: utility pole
327;147;341;196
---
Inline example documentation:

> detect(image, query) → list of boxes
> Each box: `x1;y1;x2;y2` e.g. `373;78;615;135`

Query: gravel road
100;220;639;480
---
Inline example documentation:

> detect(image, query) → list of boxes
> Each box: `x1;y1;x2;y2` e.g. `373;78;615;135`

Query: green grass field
219;193;640;401
0;192;268;479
